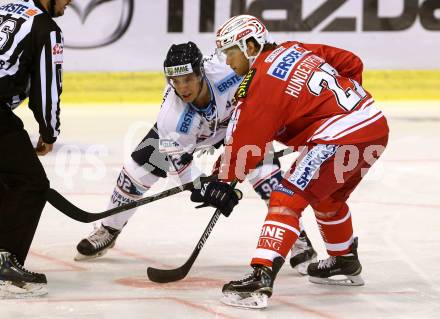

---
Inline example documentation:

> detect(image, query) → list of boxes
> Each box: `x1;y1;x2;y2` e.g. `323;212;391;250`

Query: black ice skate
221;258;284;309
307;237;364;286
75;224;121;261
290;231;317;275
0;250;47;299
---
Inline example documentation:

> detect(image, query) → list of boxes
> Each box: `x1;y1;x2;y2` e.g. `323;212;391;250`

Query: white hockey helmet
216;15;268;60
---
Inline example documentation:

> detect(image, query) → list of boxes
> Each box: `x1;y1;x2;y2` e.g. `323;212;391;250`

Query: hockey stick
45;175;217;223
145;148;296;283
46;148;294;223
147;180;240;283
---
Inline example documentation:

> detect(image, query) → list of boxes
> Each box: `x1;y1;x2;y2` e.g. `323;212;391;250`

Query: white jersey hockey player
74;42;315;272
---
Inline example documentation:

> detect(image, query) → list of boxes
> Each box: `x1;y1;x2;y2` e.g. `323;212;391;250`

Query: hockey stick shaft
45;175;217;223
147;180;240;283
46;148;294;223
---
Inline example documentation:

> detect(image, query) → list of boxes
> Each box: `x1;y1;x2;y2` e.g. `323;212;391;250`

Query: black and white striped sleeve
29;27;63;144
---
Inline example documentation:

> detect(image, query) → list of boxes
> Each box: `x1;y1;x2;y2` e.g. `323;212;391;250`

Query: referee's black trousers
0;107;49;265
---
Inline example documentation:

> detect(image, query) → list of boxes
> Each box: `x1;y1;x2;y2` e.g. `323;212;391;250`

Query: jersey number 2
0;18;17;50
307;63;367;111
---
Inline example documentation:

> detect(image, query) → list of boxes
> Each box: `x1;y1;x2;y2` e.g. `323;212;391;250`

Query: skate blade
294;256;317;276
309;274;365;286
0;282;48;299
74;249;109;261
220;292;268;309
74;242;115;261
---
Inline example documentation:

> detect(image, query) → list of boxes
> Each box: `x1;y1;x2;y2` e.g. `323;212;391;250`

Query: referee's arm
29;28;63;145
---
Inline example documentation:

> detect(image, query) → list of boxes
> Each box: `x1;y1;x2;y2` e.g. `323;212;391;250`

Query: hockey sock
251;213;300;268
315;203;354;256
247;163;282;202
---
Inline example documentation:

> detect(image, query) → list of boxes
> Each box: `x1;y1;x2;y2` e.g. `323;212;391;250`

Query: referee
0;0;71;298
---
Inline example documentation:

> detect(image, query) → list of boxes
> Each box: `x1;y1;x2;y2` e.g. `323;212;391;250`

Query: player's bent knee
268;206;299;219
124;158;160;189
312;199;348;219
268;184;309;217
116;165;152;198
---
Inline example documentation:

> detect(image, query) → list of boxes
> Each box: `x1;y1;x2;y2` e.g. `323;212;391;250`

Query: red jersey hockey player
190;15;389;308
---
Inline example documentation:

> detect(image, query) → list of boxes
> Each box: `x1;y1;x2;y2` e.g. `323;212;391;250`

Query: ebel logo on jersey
64;0;133;49
52;43;63;64
267;46;310;81
288;144;338;190
214;72;242;95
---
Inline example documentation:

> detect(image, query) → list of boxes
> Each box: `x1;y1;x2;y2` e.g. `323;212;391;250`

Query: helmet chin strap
240;39;264;69
247;48;264;68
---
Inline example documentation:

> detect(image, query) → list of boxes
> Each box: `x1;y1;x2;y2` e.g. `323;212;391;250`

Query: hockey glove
190;180;240;217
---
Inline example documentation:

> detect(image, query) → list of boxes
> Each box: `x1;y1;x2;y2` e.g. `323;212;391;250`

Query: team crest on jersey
52;43;63;64
235;68;256;99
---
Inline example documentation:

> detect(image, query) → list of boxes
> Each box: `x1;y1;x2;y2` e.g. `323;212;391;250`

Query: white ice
2;102;440;319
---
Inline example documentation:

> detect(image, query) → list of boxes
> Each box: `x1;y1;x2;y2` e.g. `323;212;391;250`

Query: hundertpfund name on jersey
284;54;325;99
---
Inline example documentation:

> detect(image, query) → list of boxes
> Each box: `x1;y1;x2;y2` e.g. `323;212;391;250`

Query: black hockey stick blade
46;175;218;223
146;251;198;283
147;210;222;283
147;181;240;283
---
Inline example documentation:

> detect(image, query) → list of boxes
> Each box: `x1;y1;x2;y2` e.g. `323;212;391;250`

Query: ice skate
307;237;364;286
289;231;317;275
221;258;283;309
221;265;273;309
75;224;121;261
0;250;47;299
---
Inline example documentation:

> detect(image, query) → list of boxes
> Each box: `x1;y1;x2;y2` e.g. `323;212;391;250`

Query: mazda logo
65;0;134;49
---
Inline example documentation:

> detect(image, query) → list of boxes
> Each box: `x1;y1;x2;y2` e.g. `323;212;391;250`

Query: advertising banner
56;0;440;71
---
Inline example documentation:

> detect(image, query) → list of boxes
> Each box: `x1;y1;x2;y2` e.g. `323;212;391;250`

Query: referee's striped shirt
0;0;63;144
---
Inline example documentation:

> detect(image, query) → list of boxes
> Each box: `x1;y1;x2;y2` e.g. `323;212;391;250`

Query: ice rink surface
2;102;440;318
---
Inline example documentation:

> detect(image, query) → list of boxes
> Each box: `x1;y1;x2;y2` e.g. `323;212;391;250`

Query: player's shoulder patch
235;68;256;99
52;41;63;64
